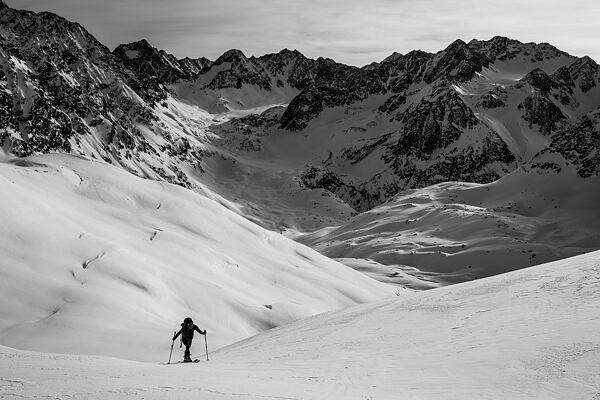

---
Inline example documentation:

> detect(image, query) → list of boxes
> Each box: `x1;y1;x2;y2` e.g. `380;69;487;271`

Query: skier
172;317;206;362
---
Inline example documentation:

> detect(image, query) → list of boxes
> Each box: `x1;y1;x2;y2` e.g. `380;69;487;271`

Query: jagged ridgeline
1;2;599;221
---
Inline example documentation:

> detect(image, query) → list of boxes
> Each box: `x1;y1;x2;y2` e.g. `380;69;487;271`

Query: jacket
173;323;205;341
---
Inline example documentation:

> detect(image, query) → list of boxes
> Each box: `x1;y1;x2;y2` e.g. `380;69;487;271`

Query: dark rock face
279;56;391;130
469;36;520;61
268;38;598;212
298;166;378;212
179;56;212;75
384;135;516;189
392;86;478;156
532;113;600;178
422;39;491;83
214;49;246;64
280;87;324;130
567;56;599;93
279;40;491;131
551;66;576;105
379;93;407;114
207;49;271;90
546;56;600;109
0;6;159;157
469;36;571;64
113;39;211;85
522;68;553;93
210;66;272;91
385;50;432;93
513;54;600;178
279;38;529;210
519;94;566;134
478;93;506;109
190;48;315;92
214;108;283;152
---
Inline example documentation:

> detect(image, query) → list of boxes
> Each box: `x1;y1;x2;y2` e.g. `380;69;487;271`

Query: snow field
298;167;600;288
0;154;395;362
2;250;600;399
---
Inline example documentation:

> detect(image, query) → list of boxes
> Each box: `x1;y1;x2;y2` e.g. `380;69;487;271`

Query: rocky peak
398;50;432;73
255;48;297;62
0;0;8;10
447;38;469;50
277;48;303;58
381;52;403;64
536;42;566;57
568;56;599;93
566;56;599;74
113;39;209;85
179;56;212;74
383;50;421;93
549;56;600;95
423;38;489;83
257;48;307;74
469;36;520;59
488;35;512;44
214;49;247;65
114;39;175;79
577;55;598;67
468;36;573;65
113;39;159;65
120;39;153;52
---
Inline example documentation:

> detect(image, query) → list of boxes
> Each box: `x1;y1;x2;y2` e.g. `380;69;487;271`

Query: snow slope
2;250;599;399
0;154;395;362
297;166;600;288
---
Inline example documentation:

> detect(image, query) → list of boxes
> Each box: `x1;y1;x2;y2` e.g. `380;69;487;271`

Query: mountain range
1;1;599;286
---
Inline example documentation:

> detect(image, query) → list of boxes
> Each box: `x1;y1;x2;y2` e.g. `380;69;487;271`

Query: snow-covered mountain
206;36;590;221
3;250;599;399
0;153;394;361
1;0;600;288
113;39;212;84
0;2;210;190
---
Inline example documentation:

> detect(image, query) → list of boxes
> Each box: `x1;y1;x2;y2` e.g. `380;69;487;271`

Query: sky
7;0;600;66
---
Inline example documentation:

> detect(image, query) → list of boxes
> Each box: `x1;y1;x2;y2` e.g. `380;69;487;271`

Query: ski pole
168;331;176;364
204;333;209;361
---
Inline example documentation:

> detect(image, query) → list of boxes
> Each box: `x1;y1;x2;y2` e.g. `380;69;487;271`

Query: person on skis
172;317;206;362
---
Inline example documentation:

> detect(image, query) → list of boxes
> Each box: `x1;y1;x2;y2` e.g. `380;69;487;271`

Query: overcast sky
7;0;600;66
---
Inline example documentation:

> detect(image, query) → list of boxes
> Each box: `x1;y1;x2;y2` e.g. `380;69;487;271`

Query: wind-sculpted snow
296;168;600;287
0;154;394;362
2;251;600;399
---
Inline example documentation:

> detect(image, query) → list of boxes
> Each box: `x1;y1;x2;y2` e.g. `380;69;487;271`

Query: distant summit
113;39;212;83
214;49;247;64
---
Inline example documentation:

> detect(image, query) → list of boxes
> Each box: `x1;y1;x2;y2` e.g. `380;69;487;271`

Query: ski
163;358;201;365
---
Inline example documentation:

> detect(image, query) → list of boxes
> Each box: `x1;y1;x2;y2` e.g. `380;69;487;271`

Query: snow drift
2;250;599;399
297;166;600;288
0;154;394;362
